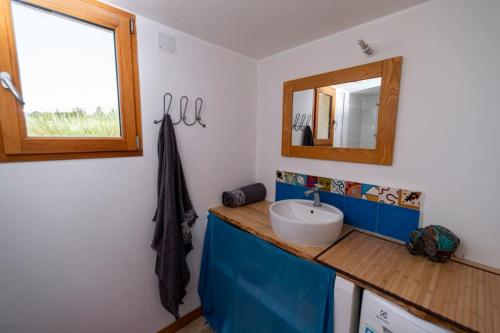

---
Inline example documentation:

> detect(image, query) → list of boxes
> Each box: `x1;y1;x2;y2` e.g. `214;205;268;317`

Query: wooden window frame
0;0;142;163
282;57;402;165
313;86;336;147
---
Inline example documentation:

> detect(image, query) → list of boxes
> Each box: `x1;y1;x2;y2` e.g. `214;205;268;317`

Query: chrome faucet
304;184;322;207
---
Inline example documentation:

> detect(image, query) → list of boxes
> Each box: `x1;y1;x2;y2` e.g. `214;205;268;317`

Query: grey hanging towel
151;114;198;319
302;125;314;146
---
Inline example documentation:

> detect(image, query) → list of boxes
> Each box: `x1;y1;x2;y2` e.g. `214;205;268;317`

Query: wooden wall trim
157;307;203;333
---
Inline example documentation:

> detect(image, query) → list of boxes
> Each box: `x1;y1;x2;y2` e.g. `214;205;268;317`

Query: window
0;0;142;162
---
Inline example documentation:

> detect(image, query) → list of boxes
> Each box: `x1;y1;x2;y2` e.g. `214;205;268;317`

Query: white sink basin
269;199;344;246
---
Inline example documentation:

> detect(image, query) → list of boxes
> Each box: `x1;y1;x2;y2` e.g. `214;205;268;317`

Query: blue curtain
198;214;335;333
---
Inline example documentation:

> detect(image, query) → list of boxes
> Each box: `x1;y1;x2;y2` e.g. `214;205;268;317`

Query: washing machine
358;290;452;333
334;276;361;333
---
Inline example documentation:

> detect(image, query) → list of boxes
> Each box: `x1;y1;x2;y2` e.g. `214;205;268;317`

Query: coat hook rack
154;92;206;128
195;97;206;128
292;113;311;131
154;92;183;124
180;95;194;125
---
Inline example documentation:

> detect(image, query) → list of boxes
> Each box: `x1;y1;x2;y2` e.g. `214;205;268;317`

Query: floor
176;317;213;333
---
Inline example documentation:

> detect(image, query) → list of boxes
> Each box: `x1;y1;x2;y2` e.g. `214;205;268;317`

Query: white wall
2;1;500;332
344;93;363;148
0;16;256;333
359;94;379;148
255;0;500;267
291;89;314;145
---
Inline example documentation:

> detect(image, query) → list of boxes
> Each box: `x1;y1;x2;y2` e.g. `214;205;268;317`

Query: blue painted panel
276;180;420;242
275;182;309;201
288;184;310;200
377;204;420;242
320;191;345;212
344;197;378;232
275;182;345;212
275;182;291;201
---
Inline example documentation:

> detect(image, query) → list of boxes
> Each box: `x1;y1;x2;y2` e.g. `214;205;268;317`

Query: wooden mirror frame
281;57;402;165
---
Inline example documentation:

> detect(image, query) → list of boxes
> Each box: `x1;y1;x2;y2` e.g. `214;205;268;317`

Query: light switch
157;31;176;55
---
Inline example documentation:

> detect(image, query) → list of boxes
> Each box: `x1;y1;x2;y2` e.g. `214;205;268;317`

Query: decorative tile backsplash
330;179;345;195
378;186;400;205
361;184;379;202
276;170;422;210
275;170;423;242
345;181;362;198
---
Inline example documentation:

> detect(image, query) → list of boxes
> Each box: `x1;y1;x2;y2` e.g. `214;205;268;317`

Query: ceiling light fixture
358;39;375;56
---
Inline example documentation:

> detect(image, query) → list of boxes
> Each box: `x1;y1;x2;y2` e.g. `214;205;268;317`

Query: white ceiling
106;0;429;59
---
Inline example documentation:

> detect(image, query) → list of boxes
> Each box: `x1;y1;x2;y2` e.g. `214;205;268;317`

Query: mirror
292;77;381;149
283;57;402;165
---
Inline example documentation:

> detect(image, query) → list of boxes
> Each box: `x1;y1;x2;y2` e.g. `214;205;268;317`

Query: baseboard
157;307;203;333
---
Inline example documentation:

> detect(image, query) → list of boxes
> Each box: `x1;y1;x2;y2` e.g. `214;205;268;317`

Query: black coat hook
304;114;311;130
154;93;171;124
181;96;197;126
154;92;182;124
154;93;206;128
195;97;206;128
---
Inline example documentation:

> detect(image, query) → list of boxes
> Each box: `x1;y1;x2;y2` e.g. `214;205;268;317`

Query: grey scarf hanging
151;114;198;319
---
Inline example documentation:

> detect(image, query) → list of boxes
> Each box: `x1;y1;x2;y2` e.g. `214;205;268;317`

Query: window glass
12;1;121;137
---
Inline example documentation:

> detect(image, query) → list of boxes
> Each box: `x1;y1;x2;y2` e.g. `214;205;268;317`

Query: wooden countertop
210;201;500;332
317;231;500;333
209;200;352;260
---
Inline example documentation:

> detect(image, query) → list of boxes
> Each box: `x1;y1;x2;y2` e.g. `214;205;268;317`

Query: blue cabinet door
198;214;336;333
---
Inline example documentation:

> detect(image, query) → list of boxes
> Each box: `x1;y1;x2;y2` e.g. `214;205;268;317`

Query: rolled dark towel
222;183;267;208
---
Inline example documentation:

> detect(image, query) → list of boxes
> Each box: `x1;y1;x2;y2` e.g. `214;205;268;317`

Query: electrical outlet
157;31;176;55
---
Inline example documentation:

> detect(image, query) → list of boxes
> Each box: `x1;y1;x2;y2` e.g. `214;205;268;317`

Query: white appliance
358;290;452;333
334;276;361;333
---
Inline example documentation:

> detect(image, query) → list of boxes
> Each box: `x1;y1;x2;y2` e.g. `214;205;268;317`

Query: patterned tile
399;190;422;210
361;184;379;202
378;187;400;206
283;171;294;184
306;175;318;188
276;170;285;183
345;181;362;198
330;179;345;195
283;171;306;186
317;177;332;192
294;174;306;186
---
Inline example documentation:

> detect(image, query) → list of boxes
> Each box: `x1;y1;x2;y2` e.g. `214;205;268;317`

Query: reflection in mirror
315;87;335;145
292;77;381;149
291;89;314;146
